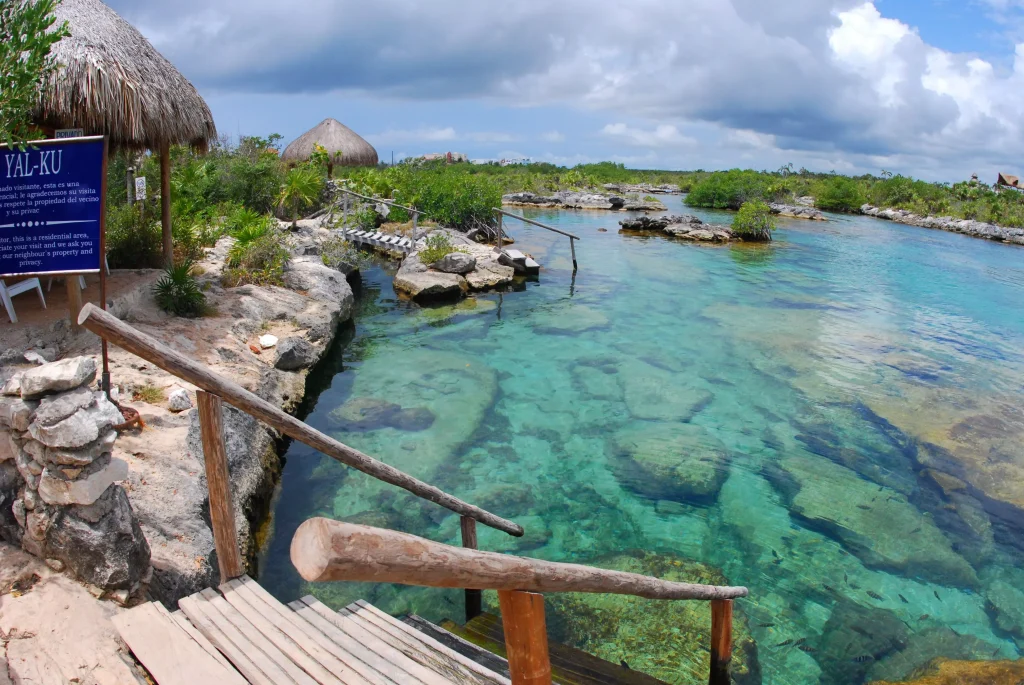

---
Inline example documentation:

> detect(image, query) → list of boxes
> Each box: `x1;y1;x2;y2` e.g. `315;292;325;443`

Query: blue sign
0;137;105;278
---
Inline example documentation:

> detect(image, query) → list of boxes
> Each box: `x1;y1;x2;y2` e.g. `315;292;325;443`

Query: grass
132;384;165;404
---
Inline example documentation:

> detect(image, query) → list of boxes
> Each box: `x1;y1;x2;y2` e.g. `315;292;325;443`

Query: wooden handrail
291;519;748;600
76;304;524;537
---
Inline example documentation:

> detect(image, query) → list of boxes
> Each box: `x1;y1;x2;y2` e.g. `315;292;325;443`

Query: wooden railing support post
709;599;733;685
460;516;482;622
569;237;577;272
66;276;83;331
498;590;551;685
196;391;243;582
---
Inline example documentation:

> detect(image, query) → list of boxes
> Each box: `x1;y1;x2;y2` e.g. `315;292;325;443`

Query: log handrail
291;518;748;601
76;304;524;537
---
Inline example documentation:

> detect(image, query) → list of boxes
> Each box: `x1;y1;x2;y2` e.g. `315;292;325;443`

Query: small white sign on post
54;128;84;139
135;176;147;201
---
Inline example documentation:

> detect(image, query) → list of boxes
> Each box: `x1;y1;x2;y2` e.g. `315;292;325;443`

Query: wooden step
441;613;667;685
403;615;510;679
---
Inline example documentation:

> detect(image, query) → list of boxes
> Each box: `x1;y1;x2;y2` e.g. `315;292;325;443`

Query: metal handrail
493;208;580;271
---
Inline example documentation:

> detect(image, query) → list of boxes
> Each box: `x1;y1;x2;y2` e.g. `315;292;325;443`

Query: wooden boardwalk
342;229;415;254
114;576;510;685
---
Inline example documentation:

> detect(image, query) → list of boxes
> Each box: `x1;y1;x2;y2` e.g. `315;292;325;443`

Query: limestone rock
328;397;435;432
37;457;129;506
433;251;476;274
46;430;116;466
501;192;561;207
23;347;57;364
868;658;1024;685
19;357;97;399
284;256;355;313
531;305;610;335
768;202;826;220
817;598;909;684
274;337;317;371
1;374;22;396
0;398;38;431
259;334;278;349
32;387;96;426
621;360;713;422
167;388;193;412
612;423;730;504
0;434;13;462
44;486;150;590
29;408;98;449
394;253;466;300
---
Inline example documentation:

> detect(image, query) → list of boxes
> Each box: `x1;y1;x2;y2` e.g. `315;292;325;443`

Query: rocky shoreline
393;229;516;300
770;203;826;221
860;205;1024;245
619;214;736;242
503;191;666;212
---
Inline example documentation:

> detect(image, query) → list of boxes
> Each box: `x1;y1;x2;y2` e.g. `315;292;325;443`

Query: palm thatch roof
997;173;1021;188
281;118;379;168
33;0;216;150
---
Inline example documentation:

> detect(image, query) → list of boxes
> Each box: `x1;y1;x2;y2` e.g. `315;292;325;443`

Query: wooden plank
218;582;343;684
227;578;376;685
75;304;525;538
168;609;235;673
709;599;732;685
112;602;246;685
290;520;744;600
402;615;511;681
199;588;318;685
288;599;435;685
338;601;508;685
197;392;243;582
460;516;482;623
179;593;281;685
502;250;526;261
498;591;551;685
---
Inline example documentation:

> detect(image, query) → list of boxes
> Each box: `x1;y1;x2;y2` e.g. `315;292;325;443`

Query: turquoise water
260;197;1024;684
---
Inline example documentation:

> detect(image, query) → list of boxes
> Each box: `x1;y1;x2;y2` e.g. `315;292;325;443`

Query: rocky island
619;214;736;242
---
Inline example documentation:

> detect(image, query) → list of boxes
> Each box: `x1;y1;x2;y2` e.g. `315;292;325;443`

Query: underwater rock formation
544;551;760;685
328;397;436;432
816;598;909;684
611;422;730;505
621;360;714;422
868;658;1024;684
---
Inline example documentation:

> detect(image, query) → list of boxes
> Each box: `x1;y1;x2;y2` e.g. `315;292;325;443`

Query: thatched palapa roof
997;173;1021;188
281;118;379;168
33;0;216;150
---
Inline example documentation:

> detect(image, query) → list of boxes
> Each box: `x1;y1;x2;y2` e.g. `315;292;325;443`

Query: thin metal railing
493;208;580;271
335;187;421;231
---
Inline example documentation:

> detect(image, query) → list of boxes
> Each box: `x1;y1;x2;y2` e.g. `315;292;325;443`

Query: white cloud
366;127;457;144
601;123;697;147
541;131;565;142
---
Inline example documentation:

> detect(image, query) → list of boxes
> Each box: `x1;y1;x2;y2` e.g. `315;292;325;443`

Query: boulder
29;409;98;449
32;387;96;427
19;357;97;399
45;430;116;466
621;360;713;422
611;423;730;504
393;253;466;300
868;659;1024;685
37;456;129;506
328;397;435;432
283;256;355;319
0;397;38;431
817;597;909;684
167;388;193;412
44;485;150;590
768;203;826;221
274;337;317;371
432;252;476;274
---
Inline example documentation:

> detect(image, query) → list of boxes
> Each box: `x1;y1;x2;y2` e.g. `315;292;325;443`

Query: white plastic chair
46;275;87;292
1;278;46;324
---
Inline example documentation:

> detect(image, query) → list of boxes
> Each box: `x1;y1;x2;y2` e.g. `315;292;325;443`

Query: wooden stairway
114;575;510;684
425;613;667;685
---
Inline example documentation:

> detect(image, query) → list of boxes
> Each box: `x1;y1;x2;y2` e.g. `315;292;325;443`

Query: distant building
499;157;532;166
996;172;1021;189
419;151;468;163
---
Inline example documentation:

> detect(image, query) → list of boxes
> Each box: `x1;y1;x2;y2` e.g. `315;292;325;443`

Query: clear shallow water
261;198;1024;684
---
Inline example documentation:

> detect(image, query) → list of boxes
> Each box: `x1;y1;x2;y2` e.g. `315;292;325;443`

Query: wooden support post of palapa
66;276;83;331
709;599;733;685
196;391;244;581
160;142;172;268
498;590;552;685
460;516;482;622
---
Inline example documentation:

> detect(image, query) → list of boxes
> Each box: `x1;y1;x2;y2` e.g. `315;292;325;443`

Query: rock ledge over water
503;191;666;212
619;214;735;242
861;204;1024;245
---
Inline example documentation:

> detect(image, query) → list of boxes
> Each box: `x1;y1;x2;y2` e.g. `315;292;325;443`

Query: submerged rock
328;397;436;432
544;551;760;685
621;360;713;422
868;658;1024;685
867;627;1000;683
765;454;979;588
816;597;908;684
531;305;610;335
611;423;730;505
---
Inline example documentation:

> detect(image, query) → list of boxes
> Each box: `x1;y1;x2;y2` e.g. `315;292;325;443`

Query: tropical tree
278;166;324;227
0;0;68;147
733;200;775;241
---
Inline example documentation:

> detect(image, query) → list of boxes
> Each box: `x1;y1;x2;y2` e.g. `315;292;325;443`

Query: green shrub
685;170;769;209
153;261;205;317
733;201;775;241
419;233;465;264
106;203;162;268
223;230;289;287
814;176;865;213
321;235;369;271
223;140;286;214
279;166;325;226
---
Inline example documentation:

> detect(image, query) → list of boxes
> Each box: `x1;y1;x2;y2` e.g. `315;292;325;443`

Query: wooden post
66;276;83;331
498;590;551;685
497;213;504;250
709;599;733;685
196;391;243;582
412;209;419;232
460;516;482;622
126;166;135;207
569;238;578;272
159;142;172;267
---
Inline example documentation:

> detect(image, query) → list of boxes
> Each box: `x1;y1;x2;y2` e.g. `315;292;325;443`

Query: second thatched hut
281;118;379;176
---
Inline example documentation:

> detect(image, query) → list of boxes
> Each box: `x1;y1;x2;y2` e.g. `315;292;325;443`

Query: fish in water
849;582;861;590
772;549;780;559
776;639;793;647
857;504;872;510
620;660;630;670
919;614;930;621
823;583;837;593
852;655;874;663
911;527;922;534
798;645;817;653
844;572;849;584
444;596;455;605
758;622;776;628
793;637;807;646
899;594;909;604
934;591;942;601
867;590;884;600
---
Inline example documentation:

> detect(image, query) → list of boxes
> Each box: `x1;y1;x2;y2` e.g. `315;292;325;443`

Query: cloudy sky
109;0;1024;181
